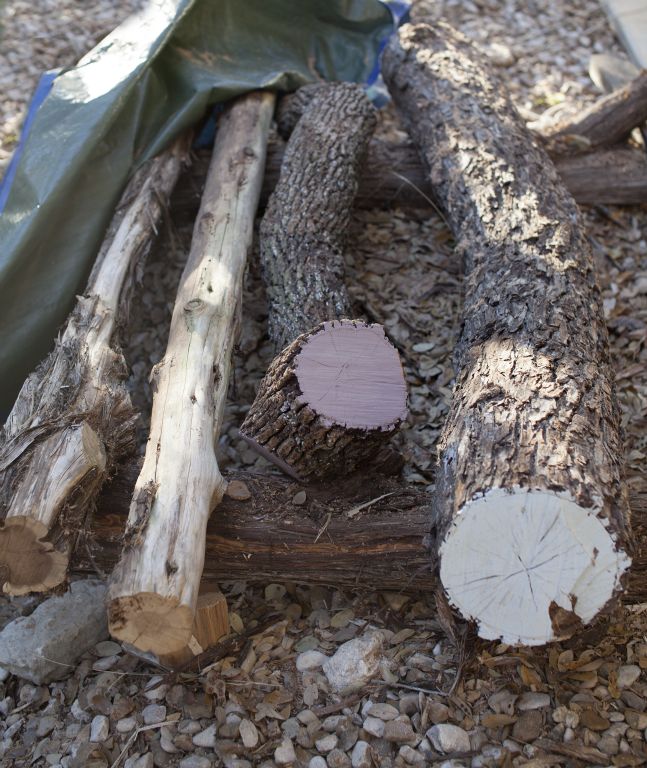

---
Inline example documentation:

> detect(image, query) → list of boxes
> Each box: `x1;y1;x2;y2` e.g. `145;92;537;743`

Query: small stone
265;584;287;601
626;711;647;730
399;694;419;716
179;758;212;768
399;745;426;764
327;748;351;768
351;741;371;768
239;718;258;748
316;733;338;752
297;650;328;672
579;708;609;731
0;580;108;684
226;480;251;501
94;640;121;657
426;724;471;754
192;723;217;748
142;704;166;725
617;666;641;689
488;690;517;715
90;715;109;743
36;716;58;738
295;635;319;652
512;710;543;742
363;716;385;738
275;738;296;765
309;758;327;768
303;684;319;706
323;632;384;692
292;491;307;505
384;719;416;743
487;42;515;67
517;693;550;711
117;717;137;733
597;736;619;756
143;677;169;701
366;702;399;721
428;702;450;724
133;756;154;768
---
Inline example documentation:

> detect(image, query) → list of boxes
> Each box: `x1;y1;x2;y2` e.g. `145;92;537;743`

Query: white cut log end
108;592;194;656
295;320;408;430
439;488;631;645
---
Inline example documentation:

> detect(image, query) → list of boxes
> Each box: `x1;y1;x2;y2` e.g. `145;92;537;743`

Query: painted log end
108;592;194;656
0;517;69;595
439;488;631;646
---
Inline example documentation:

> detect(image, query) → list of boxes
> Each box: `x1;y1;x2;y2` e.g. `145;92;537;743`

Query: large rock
323;632;384;693
0;579;108;683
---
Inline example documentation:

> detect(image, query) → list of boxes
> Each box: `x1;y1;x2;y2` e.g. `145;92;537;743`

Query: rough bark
107;92;275;657
260;82;375;349
75;467;647;604
383;23;632;646
240;320;407;480
0;137;189;596
540;69;647;155
76;465;437;592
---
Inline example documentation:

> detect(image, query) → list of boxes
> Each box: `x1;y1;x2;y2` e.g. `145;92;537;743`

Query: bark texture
260;82;376;350
383;23;631;644
0;138;189;595
240;320;407;480
540;69;647;155
108;93;274;657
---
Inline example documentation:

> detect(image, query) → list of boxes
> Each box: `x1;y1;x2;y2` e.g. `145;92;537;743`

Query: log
240;84;407;480
107;92;275;657
382;23;632;646
554;148;647;206
540;69;647;155
76;466;647;604
0;137;189;596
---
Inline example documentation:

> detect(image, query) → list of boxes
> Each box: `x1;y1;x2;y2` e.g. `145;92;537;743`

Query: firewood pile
1;21;646;667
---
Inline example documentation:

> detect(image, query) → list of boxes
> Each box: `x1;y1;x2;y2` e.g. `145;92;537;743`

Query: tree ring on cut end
0;517;68;595
439;488;631;646
294;320;408;430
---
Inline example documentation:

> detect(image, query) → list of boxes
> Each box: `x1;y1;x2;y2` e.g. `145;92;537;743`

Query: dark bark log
260;82;375;350
0;138;189;596
73;464;647;604
242;84;408;480
554;148;647;205
240;320;407;480
383;23;632;646
540;69;647;155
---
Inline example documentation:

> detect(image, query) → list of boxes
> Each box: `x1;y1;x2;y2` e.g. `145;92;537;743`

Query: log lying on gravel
76;467;647;603
108;92;275;657
240;84;407;480
383;23;632;646
0;138;189;596
540;69;647;155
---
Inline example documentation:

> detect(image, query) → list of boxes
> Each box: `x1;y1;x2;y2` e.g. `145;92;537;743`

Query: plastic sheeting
0;0;394;414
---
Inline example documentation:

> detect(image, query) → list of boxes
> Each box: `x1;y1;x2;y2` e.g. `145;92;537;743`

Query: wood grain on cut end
295;320;408;430
108;592;194;656
440;489;631;646
241;320;407;480
0;517;69;595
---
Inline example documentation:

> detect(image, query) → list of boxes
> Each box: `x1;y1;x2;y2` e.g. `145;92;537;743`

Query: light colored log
108;92;275;657
0;138;189;595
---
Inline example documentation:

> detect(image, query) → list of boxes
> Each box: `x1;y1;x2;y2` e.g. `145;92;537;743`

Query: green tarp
0;0;393;414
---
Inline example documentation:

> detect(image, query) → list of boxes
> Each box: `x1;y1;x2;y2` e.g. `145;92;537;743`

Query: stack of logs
1;21;644;657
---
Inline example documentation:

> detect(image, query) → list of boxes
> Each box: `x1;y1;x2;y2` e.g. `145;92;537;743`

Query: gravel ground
1;1;647;767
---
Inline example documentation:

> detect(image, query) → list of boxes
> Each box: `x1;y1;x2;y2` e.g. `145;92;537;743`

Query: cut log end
439;488;631;646
0;517;69;595
296;321;408;430
108;592;194;656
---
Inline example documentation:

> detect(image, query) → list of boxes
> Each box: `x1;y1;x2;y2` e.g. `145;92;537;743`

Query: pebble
94;640;121;657
399;745;426;764
323;632;384;692
297;650;328;672
309;758;327;768
363;716;385;738
239;718;258;748
179;758;212;768
192;723;217;748
597;735;620;756
488;690;517;715
487;41;516;67
142;704;166;725
275;738;297;765
327;748;352;768
292;490;307;505
399;694;419;716
517;693;550;711
384;719;416;743
36;715;58;737
366;702;399;721
428;701;450;724
226;480;251;500
512;710;543;742
617;666;641;689
426;724;471;754
90;715;109;743
351;741;371;768
117;717;137;733
316;733;338;752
